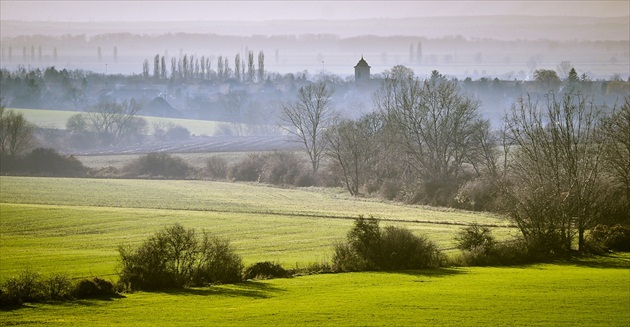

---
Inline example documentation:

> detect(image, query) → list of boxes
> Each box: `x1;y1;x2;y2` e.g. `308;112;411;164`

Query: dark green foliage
118;223;198;290
73;277;116;299
455;223;496;252
123;152;194;179
0;271;112;308
43;273;73;301
243;261;289;280
0;270;42;306
193;232;244;285
333;216;442;271
22;148;87;176
587;224;630;252
118;223;243;291
0;148;87;176
380;226;440;270
457;239;531;266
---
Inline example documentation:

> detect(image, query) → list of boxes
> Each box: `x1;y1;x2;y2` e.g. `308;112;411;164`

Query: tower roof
354;56;371;68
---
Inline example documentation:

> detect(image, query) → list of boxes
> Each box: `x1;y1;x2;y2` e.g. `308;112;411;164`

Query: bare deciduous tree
599;97;630;221
503;92;605;252
77;100;146;146
281;82;337;173
0;105;36;157
375;66;489;184
327;113;383;196
219;91;248;136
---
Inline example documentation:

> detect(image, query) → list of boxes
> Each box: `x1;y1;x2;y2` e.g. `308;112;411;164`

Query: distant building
354;56;371;82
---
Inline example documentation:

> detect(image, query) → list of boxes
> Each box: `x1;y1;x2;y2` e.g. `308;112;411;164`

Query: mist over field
1;16;629;78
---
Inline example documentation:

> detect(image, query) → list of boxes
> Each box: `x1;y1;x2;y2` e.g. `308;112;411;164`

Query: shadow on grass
378;267;466;278
0;294;127;311
562;253;630;269
156;281;285;299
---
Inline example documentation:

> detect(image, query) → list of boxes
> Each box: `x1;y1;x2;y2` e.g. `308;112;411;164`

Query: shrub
118;223;197;290
73;277;116;299
228;152;312;186
118;224;242;291
454;223;496;253
165;125;190;141
123;152;194;179
455;238;537;267
44;273;73;301
228;154;263;182
206;156;228;179
193;233;243;285
244;261;289;280
19;148;87;177
259;151;308;186
332;242;368;272
333;216;442;272
380;226;441;269
379;179;402;200
455;177;501;211
0;270;43;306
587;224;630;252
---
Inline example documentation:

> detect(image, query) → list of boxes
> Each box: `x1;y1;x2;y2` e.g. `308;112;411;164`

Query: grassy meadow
0;176;514;279
1;176;628;326
1;257;628;326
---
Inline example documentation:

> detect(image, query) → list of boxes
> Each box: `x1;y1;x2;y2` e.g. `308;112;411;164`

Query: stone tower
354;56;371;82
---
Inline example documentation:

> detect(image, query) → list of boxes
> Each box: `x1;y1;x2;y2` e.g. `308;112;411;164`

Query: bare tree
327;113;383;196
219;91;248;136
599;97;630;221
375;66;488;184
281;82;337;173
503;92;606;253
81;100;146;146
0;105;36;157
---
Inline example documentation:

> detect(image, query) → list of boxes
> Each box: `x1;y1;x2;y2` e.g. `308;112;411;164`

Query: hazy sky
2;1;628;22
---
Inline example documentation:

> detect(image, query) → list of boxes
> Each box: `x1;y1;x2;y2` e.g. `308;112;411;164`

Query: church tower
354;56;371;82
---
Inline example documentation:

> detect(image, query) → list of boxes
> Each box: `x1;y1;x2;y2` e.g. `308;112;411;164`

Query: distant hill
1;16;628;41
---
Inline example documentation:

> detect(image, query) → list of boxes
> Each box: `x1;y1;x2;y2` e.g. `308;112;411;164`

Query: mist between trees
1;61;629;256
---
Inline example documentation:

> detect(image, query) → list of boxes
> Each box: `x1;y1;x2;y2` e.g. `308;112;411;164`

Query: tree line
142;50;266;82
280;66;629;255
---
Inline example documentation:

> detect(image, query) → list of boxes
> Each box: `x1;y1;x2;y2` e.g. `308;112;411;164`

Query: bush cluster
243;261;290;280
452;224;569;266
118;223;243;291
227;152;314;186
0;271;116;308
333;216;442;272
205;156;229;180
586;224;630;253
122;152;195;179
0;148;87;177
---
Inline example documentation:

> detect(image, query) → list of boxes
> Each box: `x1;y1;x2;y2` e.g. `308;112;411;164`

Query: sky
1;0;628;22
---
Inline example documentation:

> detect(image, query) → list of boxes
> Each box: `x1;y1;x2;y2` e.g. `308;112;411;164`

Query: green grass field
0;176;514;279
1;257;628;326
1;176;628;326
